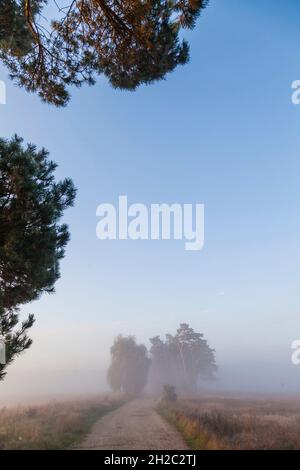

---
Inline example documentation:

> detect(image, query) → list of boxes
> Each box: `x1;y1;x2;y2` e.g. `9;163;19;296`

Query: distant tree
148;335;178;392
107;335;151;396
0;135;76;380
0;0;209;106
149;323;216;393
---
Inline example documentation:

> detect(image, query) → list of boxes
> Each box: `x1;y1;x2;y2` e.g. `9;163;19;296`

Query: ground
74;398;189;450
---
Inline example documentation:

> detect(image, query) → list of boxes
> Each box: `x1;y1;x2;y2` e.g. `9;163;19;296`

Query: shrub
163;385;177;402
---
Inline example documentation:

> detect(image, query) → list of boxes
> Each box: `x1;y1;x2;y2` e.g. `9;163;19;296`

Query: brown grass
0;395;124;450
158;396;300;450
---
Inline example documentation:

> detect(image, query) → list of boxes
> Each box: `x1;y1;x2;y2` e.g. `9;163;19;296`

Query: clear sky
0;0;300;399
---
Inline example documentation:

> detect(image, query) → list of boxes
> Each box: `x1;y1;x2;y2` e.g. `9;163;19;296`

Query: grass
157;396;300;450
0;395;125;449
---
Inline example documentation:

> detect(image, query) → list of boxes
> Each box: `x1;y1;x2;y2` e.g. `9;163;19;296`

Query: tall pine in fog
149;324;216;393
0;136;76;380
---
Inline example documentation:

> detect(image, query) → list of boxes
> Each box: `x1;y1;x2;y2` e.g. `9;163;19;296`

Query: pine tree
0;1;209;106
0;135;76;380
0;0;43;57
149;324;216;393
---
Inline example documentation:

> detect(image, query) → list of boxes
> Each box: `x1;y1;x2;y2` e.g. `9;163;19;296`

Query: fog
1;316;299;406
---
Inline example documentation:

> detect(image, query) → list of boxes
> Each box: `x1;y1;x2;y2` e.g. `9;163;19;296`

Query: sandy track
74;398;189;450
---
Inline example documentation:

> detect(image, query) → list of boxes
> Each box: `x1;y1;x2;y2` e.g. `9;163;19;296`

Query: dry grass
158;396;300;450
0;395;124;449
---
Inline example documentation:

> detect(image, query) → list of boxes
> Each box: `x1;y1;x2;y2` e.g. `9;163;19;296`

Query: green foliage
0;1;209;106
0;135;76;380
107;335;151;396
0;0;44;57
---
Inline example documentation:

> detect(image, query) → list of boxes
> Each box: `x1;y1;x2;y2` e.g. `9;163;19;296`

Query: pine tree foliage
0;0;44;56
0;135;76;380
0;0;209;106
0;309;34;381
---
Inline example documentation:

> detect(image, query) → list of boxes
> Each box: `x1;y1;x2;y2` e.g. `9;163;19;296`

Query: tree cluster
149;323;216;394
107;324;216;396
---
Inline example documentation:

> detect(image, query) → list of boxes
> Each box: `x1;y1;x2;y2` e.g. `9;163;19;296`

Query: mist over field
0;314;299;405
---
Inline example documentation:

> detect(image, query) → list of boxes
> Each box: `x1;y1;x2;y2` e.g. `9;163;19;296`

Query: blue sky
0;0;300;397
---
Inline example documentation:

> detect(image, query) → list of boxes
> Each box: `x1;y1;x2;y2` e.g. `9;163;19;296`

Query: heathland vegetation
0;395;124;450
158;396;300;450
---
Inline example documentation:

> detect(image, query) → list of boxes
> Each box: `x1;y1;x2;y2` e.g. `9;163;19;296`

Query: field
1;394;300;450
0;395;124;450
158;396;300;450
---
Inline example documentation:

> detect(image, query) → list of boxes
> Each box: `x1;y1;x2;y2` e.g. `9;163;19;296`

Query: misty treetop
0;0;209;106
149;324;217;394
0;135;76;380
107;335;151;396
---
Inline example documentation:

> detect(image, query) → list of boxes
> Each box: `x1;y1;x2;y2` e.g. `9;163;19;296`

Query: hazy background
0;0;300;403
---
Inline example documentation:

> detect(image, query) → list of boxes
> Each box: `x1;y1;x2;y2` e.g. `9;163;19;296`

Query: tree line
107;323;217;396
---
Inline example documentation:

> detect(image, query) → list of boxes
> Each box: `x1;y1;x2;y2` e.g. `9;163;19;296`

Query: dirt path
74;398;189;450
